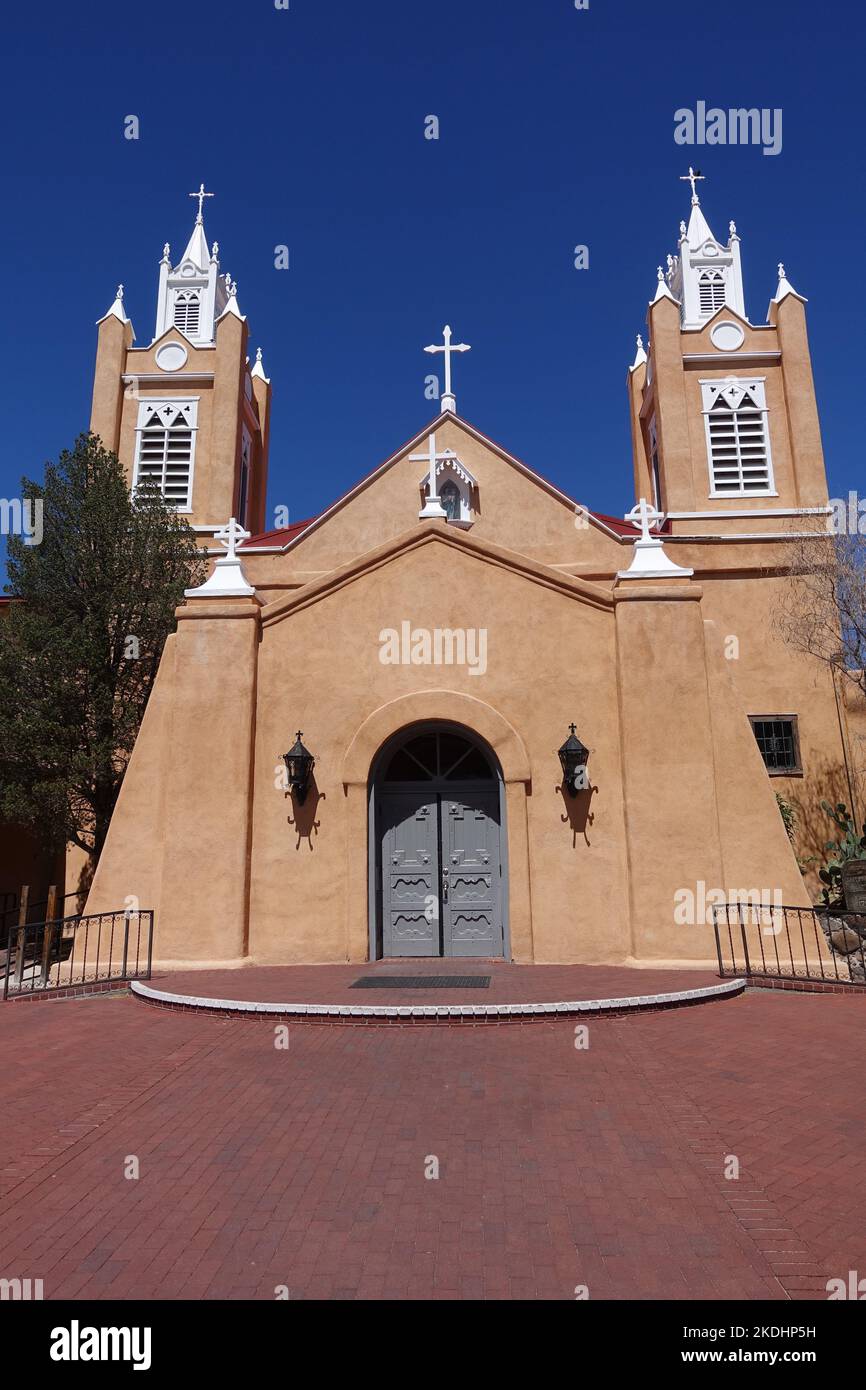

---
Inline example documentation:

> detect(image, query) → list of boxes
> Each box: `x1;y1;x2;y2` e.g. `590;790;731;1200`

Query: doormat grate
350;975;492;990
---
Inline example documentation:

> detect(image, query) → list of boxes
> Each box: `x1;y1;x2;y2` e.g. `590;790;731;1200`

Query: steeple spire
664;170;746;328
153;186;227;344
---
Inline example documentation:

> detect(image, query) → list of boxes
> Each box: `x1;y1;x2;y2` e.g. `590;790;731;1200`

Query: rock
829;927;865;956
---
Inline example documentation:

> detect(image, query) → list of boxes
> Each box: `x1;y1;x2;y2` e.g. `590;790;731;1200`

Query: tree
776;524;866;701
0;433;206;871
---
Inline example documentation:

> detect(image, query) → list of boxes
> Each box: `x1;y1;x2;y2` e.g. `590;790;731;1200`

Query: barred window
750;716;802;775
701;378;773;496
134;401;197;511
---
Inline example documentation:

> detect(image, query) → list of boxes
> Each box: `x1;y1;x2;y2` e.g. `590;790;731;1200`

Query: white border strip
131;977;745;1020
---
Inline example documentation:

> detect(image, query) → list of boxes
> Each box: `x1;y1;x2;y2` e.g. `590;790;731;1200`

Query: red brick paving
148;960;724;1006
0;987;864;1300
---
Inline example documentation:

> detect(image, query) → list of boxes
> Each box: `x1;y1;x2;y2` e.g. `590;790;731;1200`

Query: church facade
83;180;866;969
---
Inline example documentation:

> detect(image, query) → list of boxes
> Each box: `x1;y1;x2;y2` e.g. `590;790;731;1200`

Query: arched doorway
370;724;506;959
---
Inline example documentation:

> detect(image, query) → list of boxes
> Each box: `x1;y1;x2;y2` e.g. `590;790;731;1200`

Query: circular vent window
155;342;189;372
710;321;745;352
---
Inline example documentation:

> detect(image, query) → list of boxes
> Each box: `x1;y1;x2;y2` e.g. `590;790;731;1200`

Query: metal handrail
3;909;154;999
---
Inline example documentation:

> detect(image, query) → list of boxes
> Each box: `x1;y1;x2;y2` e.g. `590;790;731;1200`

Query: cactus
818;801;866;906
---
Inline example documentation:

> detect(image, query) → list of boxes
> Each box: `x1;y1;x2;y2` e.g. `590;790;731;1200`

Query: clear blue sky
1;0;861;569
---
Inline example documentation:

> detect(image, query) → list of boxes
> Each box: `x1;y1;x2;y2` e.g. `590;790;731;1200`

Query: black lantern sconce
282;731;316;805
558;723;590;797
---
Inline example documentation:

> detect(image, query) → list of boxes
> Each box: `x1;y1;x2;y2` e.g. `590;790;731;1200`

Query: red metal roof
238;414;652;551
241;516;320;548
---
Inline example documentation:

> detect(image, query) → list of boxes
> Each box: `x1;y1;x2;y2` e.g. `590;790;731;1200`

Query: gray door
379;783;503;958
380;791;440;957
442;790;503;958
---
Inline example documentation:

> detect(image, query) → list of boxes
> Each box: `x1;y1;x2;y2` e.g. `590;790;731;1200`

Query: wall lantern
558;723;590;796
282;731;316;804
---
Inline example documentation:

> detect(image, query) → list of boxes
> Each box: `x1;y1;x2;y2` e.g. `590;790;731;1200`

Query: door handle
441;869;449;902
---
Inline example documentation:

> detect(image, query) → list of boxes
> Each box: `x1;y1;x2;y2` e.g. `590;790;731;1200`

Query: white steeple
97;284;131;327
251;346;269;382
154;185;228;346
664;170;746;329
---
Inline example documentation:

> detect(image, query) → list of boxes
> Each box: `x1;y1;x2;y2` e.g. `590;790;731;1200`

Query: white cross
214;516;250;563
624;497;664;544
189;183;214;222
679;166;705;201
424;324;471;411
410;432;450;515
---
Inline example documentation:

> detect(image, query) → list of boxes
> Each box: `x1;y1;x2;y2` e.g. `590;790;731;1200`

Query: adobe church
84;176;865;968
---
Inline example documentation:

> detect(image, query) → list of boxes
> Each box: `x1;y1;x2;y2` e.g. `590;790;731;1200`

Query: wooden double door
379;785;504;958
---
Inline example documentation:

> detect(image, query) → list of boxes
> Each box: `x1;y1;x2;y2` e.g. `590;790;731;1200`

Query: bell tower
626;171;829;535
89;187;271;542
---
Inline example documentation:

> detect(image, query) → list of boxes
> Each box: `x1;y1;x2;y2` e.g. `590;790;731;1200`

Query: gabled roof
260;520;614;631
239;411;639;553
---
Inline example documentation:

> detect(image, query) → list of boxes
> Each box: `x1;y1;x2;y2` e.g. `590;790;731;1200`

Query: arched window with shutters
172;290;201;336
701;378;775;496
133;400;198;511
698;270;726;317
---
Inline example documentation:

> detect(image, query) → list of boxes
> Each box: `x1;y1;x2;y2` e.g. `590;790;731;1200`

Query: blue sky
1;0;861;569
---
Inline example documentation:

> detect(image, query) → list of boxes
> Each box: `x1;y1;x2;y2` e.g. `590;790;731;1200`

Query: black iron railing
2;910;153;999
712;902;866;986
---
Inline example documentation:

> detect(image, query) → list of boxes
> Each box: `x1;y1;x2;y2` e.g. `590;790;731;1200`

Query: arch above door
342;690;531;787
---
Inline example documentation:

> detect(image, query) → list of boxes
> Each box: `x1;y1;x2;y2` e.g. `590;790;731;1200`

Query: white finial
189;183;214;223
618;498;693;580
630;334;647;372
679;219;687;238
256;347;262;363
657;266;664;281
99;282;130;327
679;165;705;203
636;333;644;350
771;262;804;310
423;324;472;415
184;517;255;599
251;346;269;381
729;219;738;238
161;242;171;264
211;239;219;261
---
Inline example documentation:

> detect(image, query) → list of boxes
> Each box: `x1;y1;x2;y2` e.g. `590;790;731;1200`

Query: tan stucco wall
87;514;824;970
79;213;860;975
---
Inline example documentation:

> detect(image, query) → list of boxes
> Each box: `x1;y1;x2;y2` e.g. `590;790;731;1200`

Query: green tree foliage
0;433;206;866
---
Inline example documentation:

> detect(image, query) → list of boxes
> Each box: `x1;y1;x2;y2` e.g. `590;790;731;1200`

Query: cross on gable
423;324;471;412
624;497;664;544
214;516;251;562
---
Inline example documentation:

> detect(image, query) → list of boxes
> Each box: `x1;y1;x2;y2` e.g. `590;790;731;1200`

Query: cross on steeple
424;325;471;414
679;166;705;203
189;183;214;223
